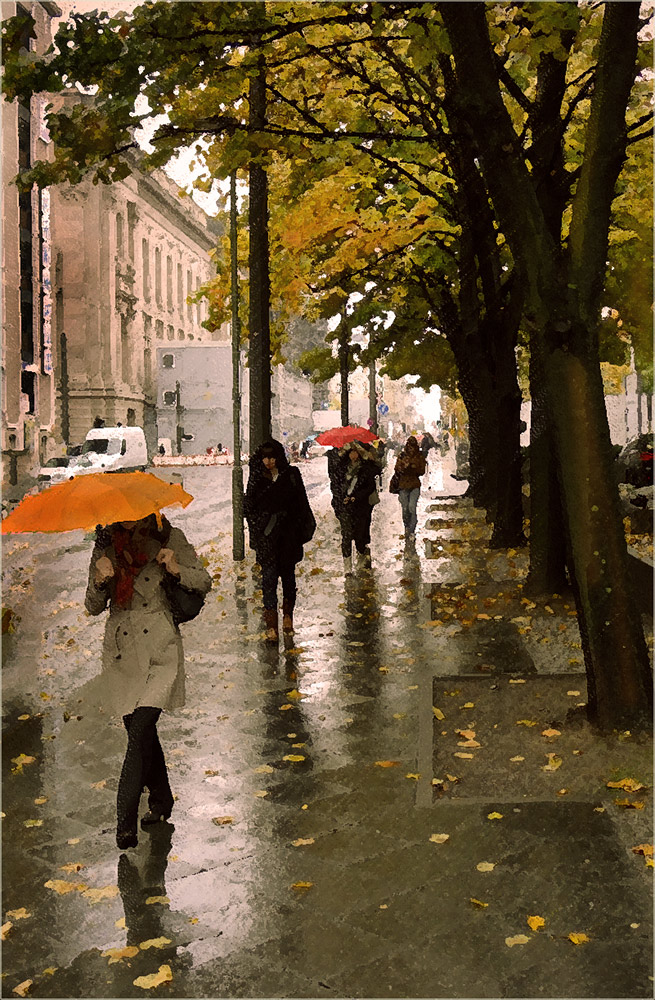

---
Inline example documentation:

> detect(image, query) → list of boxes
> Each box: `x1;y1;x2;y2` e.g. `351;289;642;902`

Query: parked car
616;433;653;488
37;455;75;486
68;426;148;476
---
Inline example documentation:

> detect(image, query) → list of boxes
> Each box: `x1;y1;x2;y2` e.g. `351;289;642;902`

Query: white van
69;427;148;475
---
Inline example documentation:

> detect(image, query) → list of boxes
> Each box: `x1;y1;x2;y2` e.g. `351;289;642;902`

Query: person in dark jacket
393;435;427;540
330;440;380;574
244;439;315;641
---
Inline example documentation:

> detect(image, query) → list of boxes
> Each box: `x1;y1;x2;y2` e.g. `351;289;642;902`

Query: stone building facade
50;155;221;457
1;1;61;491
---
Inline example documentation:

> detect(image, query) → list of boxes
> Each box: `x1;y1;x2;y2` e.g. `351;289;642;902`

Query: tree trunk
339;330;349;426
248;53;272;451
490;381;526;548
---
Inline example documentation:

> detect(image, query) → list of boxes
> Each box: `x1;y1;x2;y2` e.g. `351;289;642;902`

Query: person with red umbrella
329;439;381;575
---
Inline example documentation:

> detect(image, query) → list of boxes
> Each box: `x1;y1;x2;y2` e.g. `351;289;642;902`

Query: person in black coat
244;439;316;640
330;441;380;574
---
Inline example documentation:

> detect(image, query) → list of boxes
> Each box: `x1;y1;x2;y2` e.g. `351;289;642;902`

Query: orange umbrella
1;471;194;534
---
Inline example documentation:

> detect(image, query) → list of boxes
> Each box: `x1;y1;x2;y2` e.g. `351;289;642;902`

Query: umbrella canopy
315;426;379;448
1;471;194;534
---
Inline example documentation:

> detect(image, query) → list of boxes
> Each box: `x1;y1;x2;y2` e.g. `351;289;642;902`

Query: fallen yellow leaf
291;881;313;891
102;946;139;964
461;702;475;709
607;778;648;793
23;819;43;828
375;760;400;768
82;885;119;904
279;704;293;711
557;788;568;796
6;909;30;921
508;678;526;684
34;797;47;805
2;922;12;940
67;838;80;845
59;863;84;874
90;780;107;790
44;879;87;895
139;937;172;950
145;896;170;905
254;790;269;798
516;720;537;727
541;754;563;772
286;689;305;700
458;739;481;748
12;979;33;997
405;773;421;780
115;917;126;930
487;812;503;820
432;707;445;721
614;798;645;810
568;932;590;945
541;729;561;738
454;752;474;759
505;934;530;947
133;964;173;989
476;862;495;872
254;764;274;774
527;915;545;931
291;838;315;847
510;756;525;762
456;729;476;740
212;816;233;825
429;833;449;844
469;898;489;908
567;690;581;696
282;754;305;763
632;844;653;857
445;774;460;783
11;754;36;768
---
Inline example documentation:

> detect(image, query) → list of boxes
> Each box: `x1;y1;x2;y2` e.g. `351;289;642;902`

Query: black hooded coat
244;440;315;565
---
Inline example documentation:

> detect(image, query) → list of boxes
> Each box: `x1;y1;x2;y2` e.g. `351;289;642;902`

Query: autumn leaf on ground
90;780;107;790
133;965;173;989
291;838;315;847
2;922;12;940
82;885;119;903
432;707;445;721
6;909;31;920
254;764;274;774
446;774;460;783
632;844;653;857
34;797;47;805
469;898;489;908
291;881;313;891
568;932;590;945
279;704;293;711
23;819;43;828
506;934;530;947
102;946;139;964
567;690;581;697
607;778;648;793
139;937;172;950
285;689;305;700
516;720;537;727
429;833;449;844
542;754;563;772
456;729;476;740
254;790;268;798
541;729;561;738
508;678;526;684
282;754;305;763
614;799;645;810
212;816;233;825
458;739;481;748
487;812;503;820
454;752;474;759
510;756;525;762
405;773;421;780
59;863;84;874
44;879;87;895
12;979;33;996
145;896;170;906
527;915;545;931
375;760;400;768
476;862;495;872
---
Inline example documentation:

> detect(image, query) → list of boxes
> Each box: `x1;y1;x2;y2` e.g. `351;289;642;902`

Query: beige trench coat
84;526;211;717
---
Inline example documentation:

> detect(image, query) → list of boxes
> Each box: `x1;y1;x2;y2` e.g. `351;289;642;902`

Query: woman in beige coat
85;513;211;850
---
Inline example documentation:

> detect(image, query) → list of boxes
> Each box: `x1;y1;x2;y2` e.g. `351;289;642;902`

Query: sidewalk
2;454;652;998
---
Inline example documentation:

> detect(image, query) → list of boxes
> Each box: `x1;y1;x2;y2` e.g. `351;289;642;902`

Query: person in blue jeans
393;436;426;540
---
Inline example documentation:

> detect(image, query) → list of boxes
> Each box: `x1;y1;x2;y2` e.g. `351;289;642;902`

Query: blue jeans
399;488;420;534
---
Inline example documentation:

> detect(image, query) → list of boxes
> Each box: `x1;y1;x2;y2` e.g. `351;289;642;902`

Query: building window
167;325;174;342
116;213;124;257
155;247;162;305
187;270;193;321
155;319;164;341
177;328;185;341
195;278;201;326
20;371;35;414
143;314;152;342
162;354;175;369
127;202;136;261
18;103;33;365
177;262;183;314
163;390;177;406
142;239;150;301
166;255;173;310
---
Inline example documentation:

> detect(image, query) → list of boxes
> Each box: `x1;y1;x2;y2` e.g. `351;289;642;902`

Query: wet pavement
2;455;653;998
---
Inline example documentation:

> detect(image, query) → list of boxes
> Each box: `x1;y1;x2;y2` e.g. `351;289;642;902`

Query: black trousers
260;550;297;610
117;706;173;832
338;511;371;556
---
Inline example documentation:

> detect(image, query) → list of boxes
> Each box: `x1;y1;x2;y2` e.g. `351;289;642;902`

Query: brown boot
282;599;294;634
263;608;278;641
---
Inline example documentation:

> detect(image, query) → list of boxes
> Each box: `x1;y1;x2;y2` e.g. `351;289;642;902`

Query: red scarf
112;527;150;609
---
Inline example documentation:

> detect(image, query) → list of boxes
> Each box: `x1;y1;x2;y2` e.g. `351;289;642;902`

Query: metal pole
175;380;183;455
369;358;378;434
231;170;245;561
339;312;349;427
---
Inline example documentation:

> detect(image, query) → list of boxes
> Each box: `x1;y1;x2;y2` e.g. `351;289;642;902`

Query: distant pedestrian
420;431;435;458
300;438;311;460
330;440;380;574
244;439;316;641
85;514;211;851
392;436;426;540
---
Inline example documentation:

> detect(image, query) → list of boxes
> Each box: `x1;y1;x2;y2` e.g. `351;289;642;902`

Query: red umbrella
315;426;379;447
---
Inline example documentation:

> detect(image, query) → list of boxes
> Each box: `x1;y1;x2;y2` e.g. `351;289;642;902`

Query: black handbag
389;471;401;494
161;575;205;626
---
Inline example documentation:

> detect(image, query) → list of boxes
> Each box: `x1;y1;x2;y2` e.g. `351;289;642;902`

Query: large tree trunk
248;54;272;451
490;379;526;548
441;1;652;731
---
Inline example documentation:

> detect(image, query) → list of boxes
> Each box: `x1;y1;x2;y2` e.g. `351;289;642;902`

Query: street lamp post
175;380;183;455
230;171;245;561
368;359;378;434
